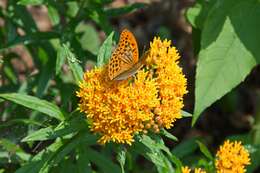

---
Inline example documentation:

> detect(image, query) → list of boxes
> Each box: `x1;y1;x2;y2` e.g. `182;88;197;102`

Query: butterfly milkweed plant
77;36;187;145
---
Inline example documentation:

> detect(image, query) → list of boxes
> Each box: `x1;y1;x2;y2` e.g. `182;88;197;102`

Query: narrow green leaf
0;138;31;162
77;146;92;173
97;31;114;67
117;147;126;173
181;110;192;117
193;0;260;125
172;137;200;158
196;141;214;161
56;45;66;75
105;3;146;17
0;93;65;121
134;135;176;173
1;32;60;51
35;43;56;97
22;127;54;142
22;115;87;142
0;119;43;129
63;44;84;82
86;148;121;173
18;0;44;5
161;129;178;142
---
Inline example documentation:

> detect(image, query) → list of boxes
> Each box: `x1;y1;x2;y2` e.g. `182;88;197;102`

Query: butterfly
108;29;148;81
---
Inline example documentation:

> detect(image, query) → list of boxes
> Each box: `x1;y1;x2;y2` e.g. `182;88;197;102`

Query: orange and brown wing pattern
108;29;139;80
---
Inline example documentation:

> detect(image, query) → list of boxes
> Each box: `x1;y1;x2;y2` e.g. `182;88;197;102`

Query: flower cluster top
77;37;187;145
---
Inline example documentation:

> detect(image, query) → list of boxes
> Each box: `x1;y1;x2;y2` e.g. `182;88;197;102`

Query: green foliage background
0;0;260;172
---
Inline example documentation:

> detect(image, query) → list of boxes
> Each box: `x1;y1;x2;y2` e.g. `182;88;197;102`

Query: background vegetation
0;0;260;172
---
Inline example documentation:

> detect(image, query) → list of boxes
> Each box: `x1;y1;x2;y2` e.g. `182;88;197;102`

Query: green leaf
18;0;44;5
16;133;97;173
47;5;60;26
22;115;87;142
172;137;200;158
0;93;65;121
117;147;126;173
105;3;146;17
86;7;113;35
196;141;214;161
56;45;66;75
86;148;121;173
185;0;216;29
76;23;100;55
0;119;43;129
77;146;92;173
97;31;114;67
193;0;260;125
63;44;84;83
161;129;178;142
66;2;79;17
135;135;180;173
1;32;59;51
181;110;192;117
0;138;31;162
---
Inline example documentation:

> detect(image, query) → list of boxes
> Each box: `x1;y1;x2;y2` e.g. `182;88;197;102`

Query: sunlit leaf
0;93;65;121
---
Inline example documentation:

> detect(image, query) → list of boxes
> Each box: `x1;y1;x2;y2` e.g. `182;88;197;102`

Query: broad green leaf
56;45;66;75
63;44;84;82
18;0;44;5
196;141;214;161
0;93;65;121
97;31;114;67
193;0;260;125
47;5;60;26
161;129;178;142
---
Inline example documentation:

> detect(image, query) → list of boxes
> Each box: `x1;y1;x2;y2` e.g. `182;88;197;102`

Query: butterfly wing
108;29;139;80
113;50;150;80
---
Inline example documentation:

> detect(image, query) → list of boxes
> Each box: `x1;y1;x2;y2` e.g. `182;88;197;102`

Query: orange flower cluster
77;37;187;144
215;140;250;173
182;140;251;173
181;166;206;173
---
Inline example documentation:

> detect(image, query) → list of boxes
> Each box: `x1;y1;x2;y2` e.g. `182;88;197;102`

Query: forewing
108;29;139;80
